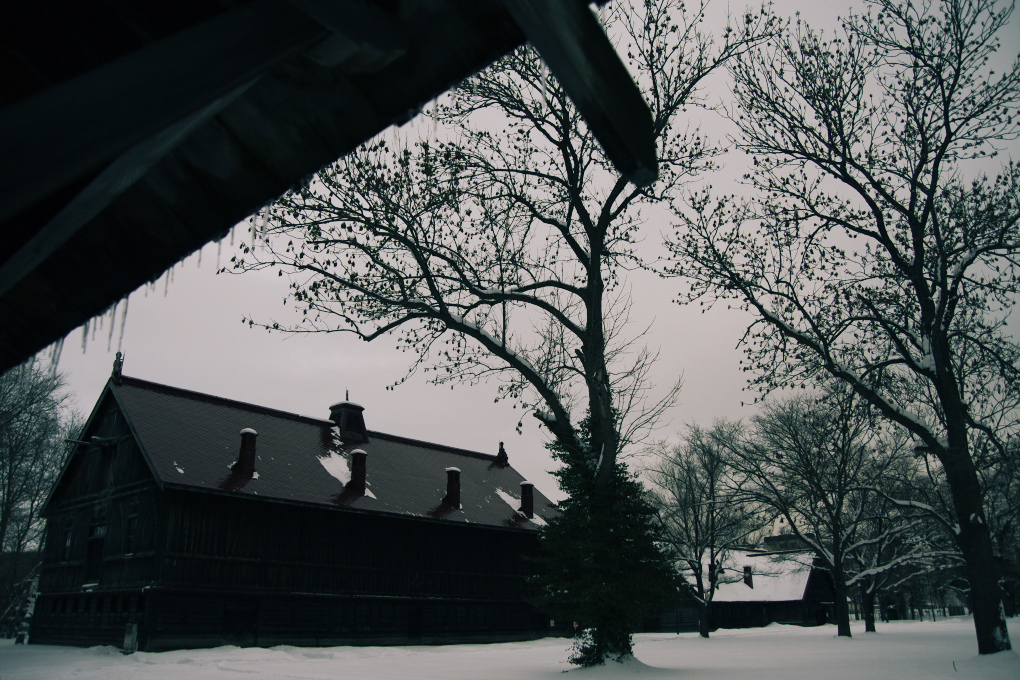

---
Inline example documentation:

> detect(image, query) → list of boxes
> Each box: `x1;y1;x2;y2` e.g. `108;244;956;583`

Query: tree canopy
668;0;1019;653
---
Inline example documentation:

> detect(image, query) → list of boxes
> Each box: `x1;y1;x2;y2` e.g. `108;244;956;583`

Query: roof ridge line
116;374;333;427
367;430;502;462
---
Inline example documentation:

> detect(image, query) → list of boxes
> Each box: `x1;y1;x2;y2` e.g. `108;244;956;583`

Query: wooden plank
288;0;407;72
0;82;255;299
0;0;327;227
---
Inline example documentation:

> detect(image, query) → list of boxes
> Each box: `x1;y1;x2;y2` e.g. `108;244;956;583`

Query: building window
62;520;73;562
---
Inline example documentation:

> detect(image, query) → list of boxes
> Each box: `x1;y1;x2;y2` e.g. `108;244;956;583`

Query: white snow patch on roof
495;488;547;525
495;488;518;511
713;553;814;603
317;451;376;498
318;451;351;486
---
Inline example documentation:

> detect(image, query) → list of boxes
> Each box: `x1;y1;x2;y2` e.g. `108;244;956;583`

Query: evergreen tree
531;422;678;666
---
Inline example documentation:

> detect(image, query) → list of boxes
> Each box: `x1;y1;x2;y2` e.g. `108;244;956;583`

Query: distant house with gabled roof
709;551;835;629
655;550;836;633
29;359;555;651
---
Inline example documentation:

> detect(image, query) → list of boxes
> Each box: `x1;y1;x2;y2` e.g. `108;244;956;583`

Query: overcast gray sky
51;0;1018;501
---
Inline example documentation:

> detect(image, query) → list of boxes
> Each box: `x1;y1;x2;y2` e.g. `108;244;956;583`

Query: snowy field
1;617;1018;680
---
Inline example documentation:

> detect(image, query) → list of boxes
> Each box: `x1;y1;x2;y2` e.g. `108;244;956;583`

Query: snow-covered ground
2;617;1017;680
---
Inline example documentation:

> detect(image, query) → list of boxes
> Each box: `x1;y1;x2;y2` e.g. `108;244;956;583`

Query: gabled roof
712;552;816;603
110;375;554;530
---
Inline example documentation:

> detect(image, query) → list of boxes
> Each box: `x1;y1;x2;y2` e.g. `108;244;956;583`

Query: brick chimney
347;449;367;496
329;400;368;444
235;428;257;476
743;565;753;588
443;467;461;509
519;482;534;519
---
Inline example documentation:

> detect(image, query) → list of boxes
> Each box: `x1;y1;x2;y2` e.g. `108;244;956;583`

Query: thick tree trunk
948;473;1011;653
930;347;1013;654
862;587;877;633
699;602;710;638
831;570;852;637
937;418;1012;653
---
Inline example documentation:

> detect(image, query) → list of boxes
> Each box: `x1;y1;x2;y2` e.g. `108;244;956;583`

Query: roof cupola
329;399;368;444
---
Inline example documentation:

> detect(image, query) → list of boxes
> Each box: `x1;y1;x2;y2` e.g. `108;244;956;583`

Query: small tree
728;388;930;637
669;0;1020;652
649;421;757;637
847;452;961;632
531;422;678;665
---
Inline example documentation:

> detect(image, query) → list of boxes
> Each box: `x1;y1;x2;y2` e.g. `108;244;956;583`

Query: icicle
48;337;65;371
196;247;202;269
117;296;129;352
163;263;176;297
81;319;90;352
106;299;119;351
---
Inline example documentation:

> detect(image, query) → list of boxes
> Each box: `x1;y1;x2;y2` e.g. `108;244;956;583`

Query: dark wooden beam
0;1;660;372
502;0;658;187
0;0;329;228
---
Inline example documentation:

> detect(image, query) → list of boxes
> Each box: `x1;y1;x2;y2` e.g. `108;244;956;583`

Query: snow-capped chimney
348;449;367;496
743;565;753;589
519;482;534;519
443;467;461;509
236;428;257;476
329;400;368;444
494;441;509;467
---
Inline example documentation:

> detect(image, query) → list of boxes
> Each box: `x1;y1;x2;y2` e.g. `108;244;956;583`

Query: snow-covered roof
101;375;555;530
713;552;815;603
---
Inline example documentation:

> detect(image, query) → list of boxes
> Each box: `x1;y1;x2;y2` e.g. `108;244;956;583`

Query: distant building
655;551;835;633
709;552;835;628
30;362;555;651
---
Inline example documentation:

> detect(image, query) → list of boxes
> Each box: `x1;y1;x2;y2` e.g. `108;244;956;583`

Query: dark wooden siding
39;397;161;595
33;395;548;649
159;490;536;602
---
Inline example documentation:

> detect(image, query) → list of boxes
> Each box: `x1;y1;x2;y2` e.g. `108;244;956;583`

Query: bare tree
848;448;962;632
726;388;943;637
0;360;76;634
669;0;1019;652
230;0;770;488
228;2;773;661
649;421;757;638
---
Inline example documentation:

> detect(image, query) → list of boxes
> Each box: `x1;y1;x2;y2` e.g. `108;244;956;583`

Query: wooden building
655;551;836;633
709;552;835;629
30;362;555;651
